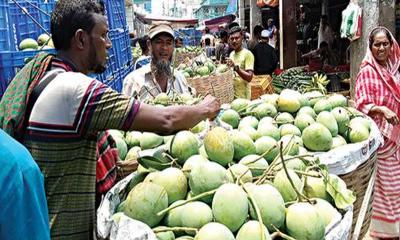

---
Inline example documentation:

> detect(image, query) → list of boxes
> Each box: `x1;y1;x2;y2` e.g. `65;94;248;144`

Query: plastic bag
340;2;362;41
325;206;353;240
96;173;157;240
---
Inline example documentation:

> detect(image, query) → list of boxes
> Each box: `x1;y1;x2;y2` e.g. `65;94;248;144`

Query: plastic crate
119;60;133;85
110;28;132;69
0;48;55;98
8;1;42;50
37;1;55;33
175;28;202;46
93;28;133;92
0;1;12;51
102;0;127;30
182;36;201;46
93;41;120;90
2;0;53;51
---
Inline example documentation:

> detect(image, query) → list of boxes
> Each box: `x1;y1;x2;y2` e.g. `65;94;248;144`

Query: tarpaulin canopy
202;14;236;32
136;14;198;28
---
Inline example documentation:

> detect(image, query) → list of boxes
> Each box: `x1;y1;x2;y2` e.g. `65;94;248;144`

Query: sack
340;2;362;41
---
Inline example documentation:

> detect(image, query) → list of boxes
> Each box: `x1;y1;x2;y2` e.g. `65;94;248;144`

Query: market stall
272;66;350;95
255;0;352;87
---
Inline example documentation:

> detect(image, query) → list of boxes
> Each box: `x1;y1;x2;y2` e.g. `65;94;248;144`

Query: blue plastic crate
110;29;132;68
181;35;201;46
175;28;202;46
119;59;133;84
0;1;12;51
116;29;133;89
0;48;55;98
93;49;122;92
37;1;55;33
103;0;127;30
6;0;53;51
95;41;119;83
8;1;41;50
0;0;54;51
94;28;133;92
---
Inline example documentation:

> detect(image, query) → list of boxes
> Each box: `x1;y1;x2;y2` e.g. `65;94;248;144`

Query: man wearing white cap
251;29;278;75
123;22;193;101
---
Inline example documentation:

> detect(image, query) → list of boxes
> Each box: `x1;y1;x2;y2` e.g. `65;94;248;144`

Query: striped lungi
370;140;400;238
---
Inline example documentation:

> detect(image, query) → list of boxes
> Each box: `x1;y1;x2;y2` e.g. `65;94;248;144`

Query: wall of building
157;0;200;18
126;4;148;37
126;5;135;33
194;0;229;21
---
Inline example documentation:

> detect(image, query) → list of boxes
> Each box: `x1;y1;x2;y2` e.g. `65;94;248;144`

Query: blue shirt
0;130;50;240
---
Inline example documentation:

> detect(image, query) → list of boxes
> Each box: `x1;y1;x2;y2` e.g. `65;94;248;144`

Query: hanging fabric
257;0;279;8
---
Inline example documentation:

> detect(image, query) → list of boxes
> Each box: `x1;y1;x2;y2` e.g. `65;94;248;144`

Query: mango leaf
242;101;263;116
325;173;356;209
168;134;177;154
126;172;148;192
137;145;172;171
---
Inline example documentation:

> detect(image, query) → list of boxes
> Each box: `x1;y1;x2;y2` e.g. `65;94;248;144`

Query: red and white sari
355;27;400;238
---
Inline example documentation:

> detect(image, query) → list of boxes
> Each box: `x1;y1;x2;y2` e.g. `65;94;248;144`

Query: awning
202;14;236;32
140;15;198;28
204;14;236;26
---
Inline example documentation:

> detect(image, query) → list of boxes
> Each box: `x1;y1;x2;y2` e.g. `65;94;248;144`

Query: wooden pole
279;0;297;69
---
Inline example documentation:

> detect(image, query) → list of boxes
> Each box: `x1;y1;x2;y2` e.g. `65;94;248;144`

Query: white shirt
201;34;215;47
122;63;193;102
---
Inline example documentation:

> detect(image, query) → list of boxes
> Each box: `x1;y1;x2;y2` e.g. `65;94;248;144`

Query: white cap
261;30;271;38
148;21;174;40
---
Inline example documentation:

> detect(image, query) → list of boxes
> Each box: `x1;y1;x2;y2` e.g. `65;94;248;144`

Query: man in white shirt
123;22;193;101
201;27;215;47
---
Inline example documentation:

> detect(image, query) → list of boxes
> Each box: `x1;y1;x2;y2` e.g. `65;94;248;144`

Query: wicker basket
173;51;199;67
339;151;377;239
250;75;275;100
186;71;234;104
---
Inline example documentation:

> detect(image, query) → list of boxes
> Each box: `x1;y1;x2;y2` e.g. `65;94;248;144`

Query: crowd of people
0;0;400;240
129;21;279;100
196;22;279;98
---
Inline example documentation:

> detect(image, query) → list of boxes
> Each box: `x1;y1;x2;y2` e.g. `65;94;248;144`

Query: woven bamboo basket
339;151;377;239
187;71;234;104
250;75;275;100
173;52;198;67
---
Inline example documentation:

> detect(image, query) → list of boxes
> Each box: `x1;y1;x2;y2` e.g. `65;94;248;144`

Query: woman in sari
355;26;400;239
